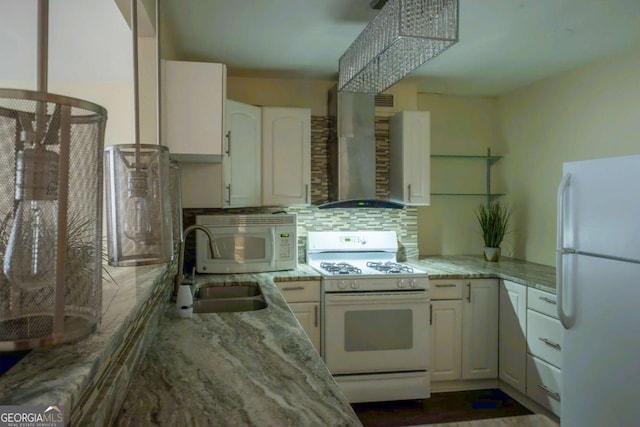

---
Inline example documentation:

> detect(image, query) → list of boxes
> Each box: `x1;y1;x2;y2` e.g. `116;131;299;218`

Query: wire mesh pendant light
338;0;459;94
105;0;173;266
0;1;107;350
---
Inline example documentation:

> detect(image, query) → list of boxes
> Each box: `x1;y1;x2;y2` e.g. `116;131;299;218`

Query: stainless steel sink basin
194;284;262;299
192;283;267;313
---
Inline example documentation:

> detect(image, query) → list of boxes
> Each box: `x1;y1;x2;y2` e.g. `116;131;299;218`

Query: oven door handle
324;291;429;304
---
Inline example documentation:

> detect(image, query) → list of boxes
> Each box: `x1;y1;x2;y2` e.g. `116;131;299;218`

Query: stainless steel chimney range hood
317;85;403;209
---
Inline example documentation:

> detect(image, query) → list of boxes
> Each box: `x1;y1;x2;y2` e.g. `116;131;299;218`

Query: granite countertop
115;267;360;427
412;255;556;294
0;263;172;424
0;255;555;426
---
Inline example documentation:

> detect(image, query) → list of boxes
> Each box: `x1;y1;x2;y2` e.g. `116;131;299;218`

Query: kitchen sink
192;283;267;313
194;284;262;299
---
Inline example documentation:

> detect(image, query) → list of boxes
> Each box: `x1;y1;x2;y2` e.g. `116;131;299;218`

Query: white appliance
195;213;297;274
307;231;430;403
557;154;640;427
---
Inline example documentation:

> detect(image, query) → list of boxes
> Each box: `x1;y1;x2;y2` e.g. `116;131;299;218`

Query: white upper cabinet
161;60;226;162
224;100;262;207
389;111;431;205
262;107;311;206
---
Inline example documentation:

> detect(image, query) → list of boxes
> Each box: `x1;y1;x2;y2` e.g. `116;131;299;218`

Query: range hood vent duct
375;93;394;108
318;85;402;209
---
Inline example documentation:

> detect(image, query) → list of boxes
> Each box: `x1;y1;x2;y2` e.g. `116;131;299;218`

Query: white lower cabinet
462;279;499;379
430;299;463;381
430;279;498;383
499;280;527;393
276;280;321;352
526;354;562;416
526;287;562;417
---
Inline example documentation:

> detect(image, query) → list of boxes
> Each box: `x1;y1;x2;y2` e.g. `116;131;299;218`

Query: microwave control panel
278;231;294;260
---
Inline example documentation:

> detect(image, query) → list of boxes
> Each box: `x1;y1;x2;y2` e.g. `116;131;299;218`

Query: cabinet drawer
527;309;563;368
276;280;320;303
527;287;558;319
526;354;562;417
430;279;465;300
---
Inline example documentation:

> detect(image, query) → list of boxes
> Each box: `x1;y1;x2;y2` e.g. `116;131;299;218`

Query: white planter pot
483;247;501;262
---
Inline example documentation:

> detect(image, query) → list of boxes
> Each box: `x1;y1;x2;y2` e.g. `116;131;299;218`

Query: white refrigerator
557;154;640;427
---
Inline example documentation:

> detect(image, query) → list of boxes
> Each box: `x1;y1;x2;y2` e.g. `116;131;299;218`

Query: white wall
0;0;135;147
498;46;640;265
417;94;503;256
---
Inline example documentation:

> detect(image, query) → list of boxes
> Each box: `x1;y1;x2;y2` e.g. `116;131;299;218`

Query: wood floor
415;414;559;426
351;389;556;427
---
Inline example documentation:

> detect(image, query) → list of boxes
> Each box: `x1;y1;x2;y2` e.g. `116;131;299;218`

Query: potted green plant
475;200;511;262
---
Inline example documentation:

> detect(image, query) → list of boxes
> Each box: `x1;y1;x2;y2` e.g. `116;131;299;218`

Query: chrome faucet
175;225;219;295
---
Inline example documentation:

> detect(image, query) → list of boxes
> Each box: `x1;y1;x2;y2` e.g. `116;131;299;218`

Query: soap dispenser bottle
176;284;193;318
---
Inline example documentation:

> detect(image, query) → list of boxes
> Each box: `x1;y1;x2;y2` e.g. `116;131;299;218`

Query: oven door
324;290;430;375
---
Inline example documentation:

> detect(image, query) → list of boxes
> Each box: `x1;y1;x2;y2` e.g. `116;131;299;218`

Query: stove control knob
409;279;418;288
350;280;360;290
338;280;348;290
397;279;407;289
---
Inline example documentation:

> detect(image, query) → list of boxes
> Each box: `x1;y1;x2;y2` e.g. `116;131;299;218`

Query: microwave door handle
270;228;276;268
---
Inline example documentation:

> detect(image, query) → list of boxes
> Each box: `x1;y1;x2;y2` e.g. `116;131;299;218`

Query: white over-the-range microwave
195;213;298;274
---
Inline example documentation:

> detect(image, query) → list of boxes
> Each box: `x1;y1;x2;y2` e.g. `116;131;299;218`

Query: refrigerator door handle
556;173;576;329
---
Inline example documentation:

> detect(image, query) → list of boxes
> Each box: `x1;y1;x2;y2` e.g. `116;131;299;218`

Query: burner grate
366;261;415;274
320;262;362;275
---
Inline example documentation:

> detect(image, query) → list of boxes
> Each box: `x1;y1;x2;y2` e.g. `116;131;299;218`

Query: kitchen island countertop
115;266;361;427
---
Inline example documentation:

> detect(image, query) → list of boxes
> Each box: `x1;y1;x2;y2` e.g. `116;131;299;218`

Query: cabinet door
289;302;321;353
430;300;463;381
499;280;527;393
161;60;226;161
224;100;262;207
389;111;430;205
262;107;311;206
462;279;498;379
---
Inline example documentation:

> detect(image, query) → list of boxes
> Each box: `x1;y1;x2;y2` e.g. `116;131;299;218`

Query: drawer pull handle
282;286;305;291
539;337;561;350
537;384;561;402
435;283;456;288
539;296;557;305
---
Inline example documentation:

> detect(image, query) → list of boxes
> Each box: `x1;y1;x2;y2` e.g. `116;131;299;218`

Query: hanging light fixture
0;0;107;350
105;0;173;266
338;0;459;94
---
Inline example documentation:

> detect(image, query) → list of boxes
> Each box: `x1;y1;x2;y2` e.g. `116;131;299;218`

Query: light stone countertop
115;268;361;427
0;263;173;424
0;256;555;426
412;255;556;294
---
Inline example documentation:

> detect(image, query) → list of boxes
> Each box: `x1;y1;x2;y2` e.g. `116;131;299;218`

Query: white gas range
307;231;431;404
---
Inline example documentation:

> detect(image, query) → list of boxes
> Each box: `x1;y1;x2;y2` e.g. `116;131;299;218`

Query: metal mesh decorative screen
104;144;173;267
338;0;459;94
0;88;107;351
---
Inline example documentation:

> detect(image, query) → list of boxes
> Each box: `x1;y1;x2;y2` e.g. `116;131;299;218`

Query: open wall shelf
430;148;504;204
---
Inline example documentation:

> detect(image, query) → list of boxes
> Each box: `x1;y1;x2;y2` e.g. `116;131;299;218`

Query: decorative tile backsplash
182;115;418;269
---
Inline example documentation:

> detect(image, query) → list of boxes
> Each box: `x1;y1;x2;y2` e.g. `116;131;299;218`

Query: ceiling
160;0;640;96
